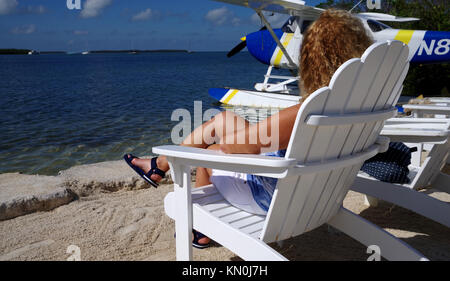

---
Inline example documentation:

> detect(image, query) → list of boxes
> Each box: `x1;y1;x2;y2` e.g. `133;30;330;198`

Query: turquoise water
0;52;273;175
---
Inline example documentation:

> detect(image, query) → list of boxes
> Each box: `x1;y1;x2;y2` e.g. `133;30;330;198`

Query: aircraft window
282;16;297;33
367;19;390;32
301;20;312;33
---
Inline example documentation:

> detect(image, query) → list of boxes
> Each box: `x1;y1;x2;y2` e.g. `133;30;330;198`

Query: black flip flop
123;154;165;188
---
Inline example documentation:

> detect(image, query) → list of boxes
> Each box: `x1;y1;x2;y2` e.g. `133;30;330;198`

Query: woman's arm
220;103;301;154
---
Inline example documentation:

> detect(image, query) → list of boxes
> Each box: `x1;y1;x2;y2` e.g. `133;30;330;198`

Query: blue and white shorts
210;169;267;216
209;149;285;216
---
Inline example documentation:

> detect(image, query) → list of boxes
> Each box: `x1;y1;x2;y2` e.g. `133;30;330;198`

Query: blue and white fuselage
245;16;450;68
372;29;450;64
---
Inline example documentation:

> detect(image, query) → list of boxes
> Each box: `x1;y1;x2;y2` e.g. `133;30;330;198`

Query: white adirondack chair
352;117;450;227
427;97;450;104
154;41;428;260
399;95;450;162
401;97;450;163
402;104;450;118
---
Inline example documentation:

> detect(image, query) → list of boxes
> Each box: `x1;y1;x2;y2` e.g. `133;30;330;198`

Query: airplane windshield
281;17;311;34
367;19;391;32
282;16;298;33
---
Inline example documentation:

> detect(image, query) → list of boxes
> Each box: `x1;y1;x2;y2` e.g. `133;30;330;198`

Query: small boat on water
27;50;39;55
81;51;90;55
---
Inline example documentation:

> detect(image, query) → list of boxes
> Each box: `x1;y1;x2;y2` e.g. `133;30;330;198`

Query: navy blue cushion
361;142;415;184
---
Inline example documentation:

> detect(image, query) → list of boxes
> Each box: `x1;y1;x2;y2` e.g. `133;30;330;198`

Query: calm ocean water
0;52;280;175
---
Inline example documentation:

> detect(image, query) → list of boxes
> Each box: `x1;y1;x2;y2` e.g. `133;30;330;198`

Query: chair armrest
287;141;386;176
381;118;450;143
306;107;397;126
152;145;296;178
402;104;450;111
386;117;450;125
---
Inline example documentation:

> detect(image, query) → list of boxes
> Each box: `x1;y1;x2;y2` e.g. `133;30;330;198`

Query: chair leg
432;172;450;194
192;206;288;261
328;207;428;261
171;164;193;261
409;143;423;167
352;177;450;227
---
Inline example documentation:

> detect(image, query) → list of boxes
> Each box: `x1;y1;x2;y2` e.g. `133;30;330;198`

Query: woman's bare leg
194;144;221;187
130;102;302;182
195;166;212;187
130;111;249;182
181;111;249;148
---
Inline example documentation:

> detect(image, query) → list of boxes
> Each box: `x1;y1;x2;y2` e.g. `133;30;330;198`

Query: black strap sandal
123;154;165;188
174;230;211;249
192;230;210;249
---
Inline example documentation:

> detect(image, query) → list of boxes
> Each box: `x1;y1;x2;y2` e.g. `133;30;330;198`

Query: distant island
0;49;191;55
0;49;33;55
90;49;190;53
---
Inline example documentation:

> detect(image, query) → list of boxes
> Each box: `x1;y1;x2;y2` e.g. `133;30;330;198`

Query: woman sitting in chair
124;9;373;248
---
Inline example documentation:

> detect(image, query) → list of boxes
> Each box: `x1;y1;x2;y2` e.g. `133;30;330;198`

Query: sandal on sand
174;230;211;249
123;154;165;188
192;230;210;249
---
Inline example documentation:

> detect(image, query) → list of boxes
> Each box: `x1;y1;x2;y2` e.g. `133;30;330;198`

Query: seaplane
208;0;450;108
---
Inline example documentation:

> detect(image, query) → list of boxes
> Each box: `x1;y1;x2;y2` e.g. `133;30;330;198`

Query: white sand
0;162;449;261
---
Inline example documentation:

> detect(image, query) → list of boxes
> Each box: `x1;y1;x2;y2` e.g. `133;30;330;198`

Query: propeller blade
226;26;266;58
227;40;247;58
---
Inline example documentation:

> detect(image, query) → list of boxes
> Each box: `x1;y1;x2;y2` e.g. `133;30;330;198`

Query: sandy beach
0;160;449;261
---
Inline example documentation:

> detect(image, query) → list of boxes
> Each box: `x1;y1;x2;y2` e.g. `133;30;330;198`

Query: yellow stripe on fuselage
394;30;415;45
222;89;239;104
274;33;294;65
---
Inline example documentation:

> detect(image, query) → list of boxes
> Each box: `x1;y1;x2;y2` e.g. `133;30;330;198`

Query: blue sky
0;0;325;51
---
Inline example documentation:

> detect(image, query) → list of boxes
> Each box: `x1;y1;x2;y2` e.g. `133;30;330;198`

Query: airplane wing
213;0;323;18
358;12;419;22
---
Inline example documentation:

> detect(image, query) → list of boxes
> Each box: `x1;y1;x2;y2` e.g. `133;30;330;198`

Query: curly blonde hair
300;9;373;98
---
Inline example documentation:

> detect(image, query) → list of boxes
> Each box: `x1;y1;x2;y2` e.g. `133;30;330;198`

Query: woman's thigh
209;111;250;146
182;111;249;147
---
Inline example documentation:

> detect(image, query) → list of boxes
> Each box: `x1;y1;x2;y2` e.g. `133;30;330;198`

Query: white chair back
261;41;410;243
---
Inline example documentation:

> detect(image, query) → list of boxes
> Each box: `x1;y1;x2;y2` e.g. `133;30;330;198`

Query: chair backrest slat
375;42;410;110
260;41;410;243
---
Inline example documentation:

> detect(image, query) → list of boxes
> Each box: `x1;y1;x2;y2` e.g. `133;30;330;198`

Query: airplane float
208;0;450;108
